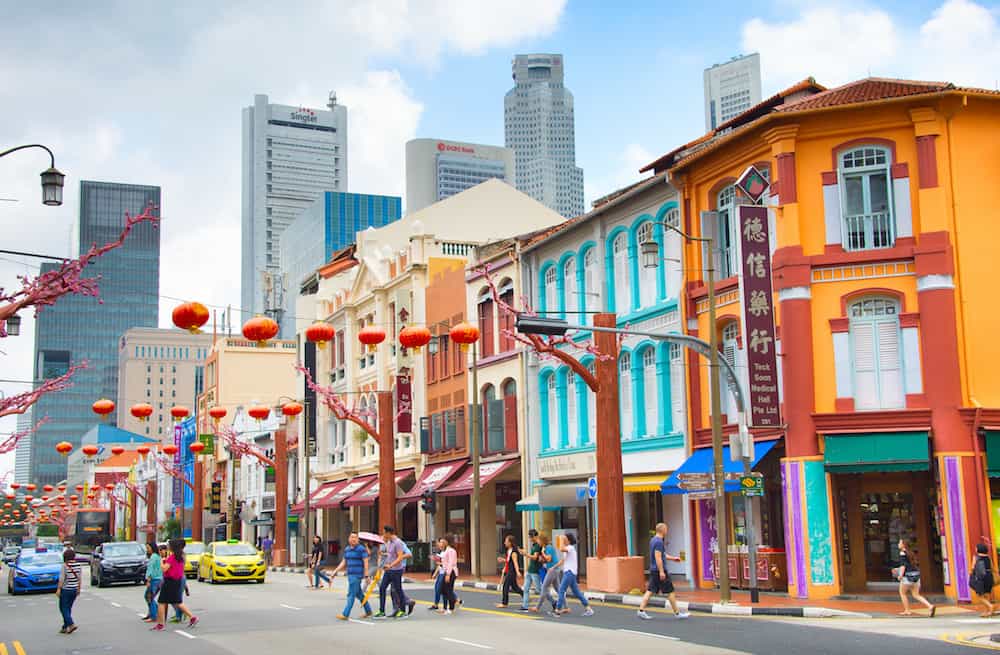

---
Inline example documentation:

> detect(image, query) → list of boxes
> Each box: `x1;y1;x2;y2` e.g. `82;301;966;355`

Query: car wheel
90;571;97;586
7;576;13;595
97;571;107;588
197;570;203;582
208;568;215;584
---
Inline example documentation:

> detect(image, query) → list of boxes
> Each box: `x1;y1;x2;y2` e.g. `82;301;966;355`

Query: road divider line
441;637;492;650
12;642;25;655
175;630;196;639
110;601;122;607
137;612;147;618
618;629;679;641
348;619;374;625
280;604;302;611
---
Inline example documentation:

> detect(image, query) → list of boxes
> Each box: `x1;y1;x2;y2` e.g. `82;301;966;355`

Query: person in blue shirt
637;522;688;620
332;533;372;620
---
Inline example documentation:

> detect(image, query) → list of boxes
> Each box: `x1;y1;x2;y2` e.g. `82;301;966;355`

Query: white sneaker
676;612;690;619
637;610;652;620
444;609;452;615
582;607;594;617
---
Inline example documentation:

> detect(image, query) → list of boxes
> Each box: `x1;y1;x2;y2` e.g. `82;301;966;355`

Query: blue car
6;548;63;595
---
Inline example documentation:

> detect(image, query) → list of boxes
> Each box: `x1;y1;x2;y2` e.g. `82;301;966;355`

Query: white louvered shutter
642;348;658;436
852;323;879;410
877;319;904;408
566;371;578;447
700;211;719;281
670;344;685;434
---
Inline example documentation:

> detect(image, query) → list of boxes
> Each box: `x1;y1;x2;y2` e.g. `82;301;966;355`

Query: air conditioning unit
261;495;276;512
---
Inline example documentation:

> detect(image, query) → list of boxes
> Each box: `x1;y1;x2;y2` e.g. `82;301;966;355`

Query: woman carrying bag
894;540;935;617
970;543;995;617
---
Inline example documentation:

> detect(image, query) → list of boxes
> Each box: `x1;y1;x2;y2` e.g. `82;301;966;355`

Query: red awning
343;469;414;507
290;480;347;515
437;458;519;497
327;475;377;506
398;460;466;502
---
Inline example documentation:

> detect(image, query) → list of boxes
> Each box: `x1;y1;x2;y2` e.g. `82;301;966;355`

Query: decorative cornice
812;408;932;433
917;274;955;292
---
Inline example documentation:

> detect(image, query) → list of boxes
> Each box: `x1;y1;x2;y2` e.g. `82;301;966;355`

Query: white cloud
742;0;1000;92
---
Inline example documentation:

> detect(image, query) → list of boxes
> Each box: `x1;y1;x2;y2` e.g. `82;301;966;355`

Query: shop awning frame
399;460;467;502
290;479;348;515
986;431;1000;478
661;440;779;495
823;431;930;473
437;458;519;497
624;474;668;493
342;469;414;507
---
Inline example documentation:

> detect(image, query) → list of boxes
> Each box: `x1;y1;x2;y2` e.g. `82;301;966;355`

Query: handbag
904;570;921;584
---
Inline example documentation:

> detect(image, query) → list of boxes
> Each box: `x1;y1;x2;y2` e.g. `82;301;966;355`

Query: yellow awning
623;474;667;493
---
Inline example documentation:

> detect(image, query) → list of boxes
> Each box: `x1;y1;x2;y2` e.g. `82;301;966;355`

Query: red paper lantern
170;406;190;422
449;322;480;351
358;325;386;352
399;325;432;352
131;403;154;422
42;484;54;493
171;301;210;334
281;402;303;418
248;405;270;422
23;495;33;502
189;441;205;455
55;441;73;456
92;398;115;418
69;495;78;501
41;496;49;502
209;406;227;424
242;316;279;346
137;445;151;456
75;485;84;492
25;484;36;492
57;484;66;492
305;322;335;349
81;444;99;458
3;503;10;509
10;483;19;490
104;483;115;491
162;444;179;456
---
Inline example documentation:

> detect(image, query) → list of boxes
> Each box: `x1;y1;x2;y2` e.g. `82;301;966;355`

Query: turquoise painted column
556;369;569;448
540;375;551;451
653;223;666;301
627;231;640;313
556;265;567;320
630;353;644;439
604;246;616;313
656;343;670;435
575;375;588;448
538;267;548;316
575;255;587;324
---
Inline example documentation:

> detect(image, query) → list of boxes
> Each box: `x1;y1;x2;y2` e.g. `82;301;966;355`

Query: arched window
641;347;658;436
484;384;503;452
612;233;629;313
502;379;518;453
586;361;596;444
717;186;737;278
563;257;576;317
583;248;599;315
669;343;684;434
722;322;740;420
850;297;904;410
839;146;894;251
619;353;633;439
544;266;558;314
544;373;559;450
636;223;656;308
566;369;578;447
663;208;681;299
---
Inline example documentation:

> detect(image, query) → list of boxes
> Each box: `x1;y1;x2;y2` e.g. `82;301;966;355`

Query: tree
0;204;159;335
0;362;85;421
213;425;275;468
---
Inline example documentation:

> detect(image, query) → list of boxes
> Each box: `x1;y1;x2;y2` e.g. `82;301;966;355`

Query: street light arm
0;144;56;168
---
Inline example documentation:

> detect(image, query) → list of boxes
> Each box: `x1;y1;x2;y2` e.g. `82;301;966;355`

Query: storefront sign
737;204;781;428
538;452;596;480
740;475;764;497
210;482;222;513
198;433;215;455
396;373;413;433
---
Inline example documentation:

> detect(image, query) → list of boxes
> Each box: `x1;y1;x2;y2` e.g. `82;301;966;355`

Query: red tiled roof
775;77;951;113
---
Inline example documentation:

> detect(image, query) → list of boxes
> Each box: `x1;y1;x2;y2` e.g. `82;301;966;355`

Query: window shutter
670;346;684;433
876;319;904;408
644;366;658;436
565;376;578;446
455;406;466;451
488;398;505;452
852;323;879;410
503;394;518;453
700;211;719;281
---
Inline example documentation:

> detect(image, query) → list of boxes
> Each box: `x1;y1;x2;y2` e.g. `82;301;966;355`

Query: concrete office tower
504;54;584;218
241;92;348;322
30;181;160;486
117;328;214;438
704;53;762;130
279;191;402;338
405;139;514;213
13;413;32;487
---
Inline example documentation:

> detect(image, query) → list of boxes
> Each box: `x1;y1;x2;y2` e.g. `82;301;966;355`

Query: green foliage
159;518;181;540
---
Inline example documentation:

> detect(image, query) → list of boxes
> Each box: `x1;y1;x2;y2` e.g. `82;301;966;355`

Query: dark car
3;546;20;565
90;541;147;587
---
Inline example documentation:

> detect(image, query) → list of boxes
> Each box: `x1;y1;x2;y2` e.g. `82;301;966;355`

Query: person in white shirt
553;533;593;617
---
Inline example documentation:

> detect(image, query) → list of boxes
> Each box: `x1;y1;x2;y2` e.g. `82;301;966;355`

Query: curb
452;580;870;619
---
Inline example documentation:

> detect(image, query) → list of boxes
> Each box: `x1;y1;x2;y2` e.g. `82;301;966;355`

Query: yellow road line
452;586;694;618
411;598;538;620
941;633;1000;651
12;642;24;655
0;642;8;655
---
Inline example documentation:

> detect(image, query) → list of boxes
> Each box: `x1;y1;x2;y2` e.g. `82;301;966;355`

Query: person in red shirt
152;539;198;631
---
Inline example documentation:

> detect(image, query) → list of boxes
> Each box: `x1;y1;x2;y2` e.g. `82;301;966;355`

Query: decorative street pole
592;313;628;558
376;391;395;529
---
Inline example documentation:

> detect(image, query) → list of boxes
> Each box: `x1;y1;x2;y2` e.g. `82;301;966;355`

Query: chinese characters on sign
738;205;781;427
396;372;413;433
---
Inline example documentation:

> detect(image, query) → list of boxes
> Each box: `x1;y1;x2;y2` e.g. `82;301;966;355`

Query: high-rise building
13;413;32;487
279;191;402;338
405;139;514;213
242;92;348;322
504;54;584;218
116;328;214;437
30;181;160;486
703;53;762;131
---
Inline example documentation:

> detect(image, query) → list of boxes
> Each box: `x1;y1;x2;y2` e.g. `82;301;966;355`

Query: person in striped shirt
56;548;82;634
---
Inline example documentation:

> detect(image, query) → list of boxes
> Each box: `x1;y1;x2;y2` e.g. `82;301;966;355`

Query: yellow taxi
183;540;205;579
197;540;266;584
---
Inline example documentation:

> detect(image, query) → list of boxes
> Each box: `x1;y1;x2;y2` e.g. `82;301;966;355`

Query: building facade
30;181;160;486
703;53;762;131
279;191;402;338
117;328;213;438
405;138;514;213
241;92;348;321
13;414;32;487
505;54;585;219
644;76;1000;601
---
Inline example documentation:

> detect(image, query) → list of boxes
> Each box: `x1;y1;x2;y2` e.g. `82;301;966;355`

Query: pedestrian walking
171;576;191;623
970;542;995;617
152;539;197;631
437;536;459;615
262;535;273;566
332;533;373;620
531;533;561;614
637;522;689;620
894;539;935;617
141;543;163;623
374;526;414;618
56;547;81;634
553;533;593;617
496;534;523;608
428;545;446;611
519;530;543;612
310;535;331;590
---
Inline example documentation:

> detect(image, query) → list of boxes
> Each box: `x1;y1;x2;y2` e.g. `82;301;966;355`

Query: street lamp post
0;144;65;206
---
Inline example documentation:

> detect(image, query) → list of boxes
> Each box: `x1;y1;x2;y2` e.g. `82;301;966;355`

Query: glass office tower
30;181;160;486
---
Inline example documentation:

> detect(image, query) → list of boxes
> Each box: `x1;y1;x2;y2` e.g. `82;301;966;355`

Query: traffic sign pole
740;416;759;603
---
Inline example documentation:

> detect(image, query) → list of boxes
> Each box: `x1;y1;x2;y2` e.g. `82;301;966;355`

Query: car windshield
20;552;62;566
4;547;18;555
215;544;257;557
103;543;145;558
185;543;205;555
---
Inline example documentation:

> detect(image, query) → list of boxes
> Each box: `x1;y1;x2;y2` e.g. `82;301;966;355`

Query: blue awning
660;440;779;495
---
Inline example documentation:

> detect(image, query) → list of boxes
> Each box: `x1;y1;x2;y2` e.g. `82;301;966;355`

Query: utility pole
470;340;481;579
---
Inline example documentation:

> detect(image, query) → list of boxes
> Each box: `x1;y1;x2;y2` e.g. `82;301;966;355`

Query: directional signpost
587;477;598;500
740;475;764;497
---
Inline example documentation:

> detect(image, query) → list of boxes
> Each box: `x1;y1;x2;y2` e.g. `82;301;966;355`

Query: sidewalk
450;575;967;619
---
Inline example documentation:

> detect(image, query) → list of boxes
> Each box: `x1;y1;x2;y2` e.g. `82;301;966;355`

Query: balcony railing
843;211;895;251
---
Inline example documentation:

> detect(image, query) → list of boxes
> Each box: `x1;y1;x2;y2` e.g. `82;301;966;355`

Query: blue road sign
587;477;597;500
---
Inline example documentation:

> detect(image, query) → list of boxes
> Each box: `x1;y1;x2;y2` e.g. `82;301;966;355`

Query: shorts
158;577;184;605
647;572;675;595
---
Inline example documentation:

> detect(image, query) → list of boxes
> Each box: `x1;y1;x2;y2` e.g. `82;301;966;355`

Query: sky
1;0;998;479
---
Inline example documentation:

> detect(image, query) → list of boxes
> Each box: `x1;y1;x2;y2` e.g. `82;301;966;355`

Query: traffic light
420;489;437;515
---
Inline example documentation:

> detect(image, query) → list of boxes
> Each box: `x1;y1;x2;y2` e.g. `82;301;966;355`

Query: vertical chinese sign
172;423;183;506
396;371;413;434
736;176;781;428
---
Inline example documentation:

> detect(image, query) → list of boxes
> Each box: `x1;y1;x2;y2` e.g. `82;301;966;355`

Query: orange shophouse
644;77;1000;601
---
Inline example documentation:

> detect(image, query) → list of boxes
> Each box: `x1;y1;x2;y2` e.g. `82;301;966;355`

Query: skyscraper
30;181;160;486
13;413;32;487
242;92;348;322
504;54;584;218
704;53;762;131
405;138;514;213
